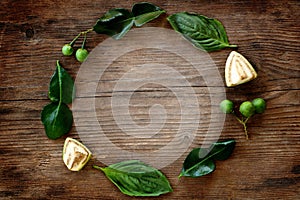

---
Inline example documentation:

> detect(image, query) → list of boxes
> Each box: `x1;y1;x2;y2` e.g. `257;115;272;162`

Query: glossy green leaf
41;102;73;140
94;160;172;196
179;139;235;178
93;3;165;39
208;139;236;160
93;8;134;40
167;12;237;52
48;60;75;104
132;2;165;27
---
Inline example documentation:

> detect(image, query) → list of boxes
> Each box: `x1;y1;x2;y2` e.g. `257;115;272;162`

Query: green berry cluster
61;29;92;62
220;98;266;139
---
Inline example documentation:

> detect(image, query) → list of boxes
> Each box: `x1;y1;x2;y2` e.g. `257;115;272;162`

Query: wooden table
1;0;299;199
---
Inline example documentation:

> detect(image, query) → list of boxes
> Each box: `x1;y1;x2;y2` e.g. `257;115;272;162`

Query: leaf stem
81;33;87;49
81;28;93;35
234;115;250;140
51;60;63;129
242;122;249;140
228;44;238;48
69;28;93;46
70;33;81;46
178;173;183;179
56;60;63;106
93;165;104;171
244;116;250;124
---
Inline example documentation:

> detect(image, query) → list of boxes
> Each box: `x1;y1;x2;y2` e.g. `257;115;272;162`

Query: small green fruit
220;99;234;114
252;98;266;114
239;101;255;118
62;44;74;56
76;48;88;62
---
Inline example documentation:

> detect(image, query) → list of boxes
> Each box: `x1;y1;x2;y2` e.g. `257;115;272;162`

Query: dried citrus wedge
63;137;92;171
225;51;257;87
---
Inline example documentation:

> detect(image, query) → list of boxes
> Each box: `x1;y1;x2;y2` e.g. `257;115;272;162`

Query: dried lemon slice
63;137;92;171
225;51;257;87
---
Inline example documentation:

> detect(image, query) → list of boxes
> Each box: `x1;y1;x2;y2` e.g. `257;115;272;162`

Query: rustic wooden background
1;0;299;199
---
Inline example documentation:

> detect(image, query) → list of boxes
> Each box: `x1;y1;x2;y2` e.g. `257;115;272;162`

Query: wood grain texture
0;0;299;199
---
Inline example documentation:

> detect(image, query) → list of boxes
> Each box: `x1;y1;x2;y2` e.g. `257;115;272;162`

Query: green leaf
93;3;165;39
48;60;75;104
93;8;134;40
41;102;73;140
167;12;237;52
208;139;236;160
179;139;235;178
132;2;165;27
94;160;172;196
42;60;74;139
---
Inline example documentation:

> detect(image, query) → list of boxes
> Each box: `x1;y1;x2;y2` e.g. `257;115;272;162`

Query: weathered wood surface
1;0;299;199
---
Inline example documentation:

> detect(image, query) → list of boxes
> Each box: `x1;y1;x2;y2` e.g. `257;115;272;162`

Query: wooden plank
0;0;299;199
